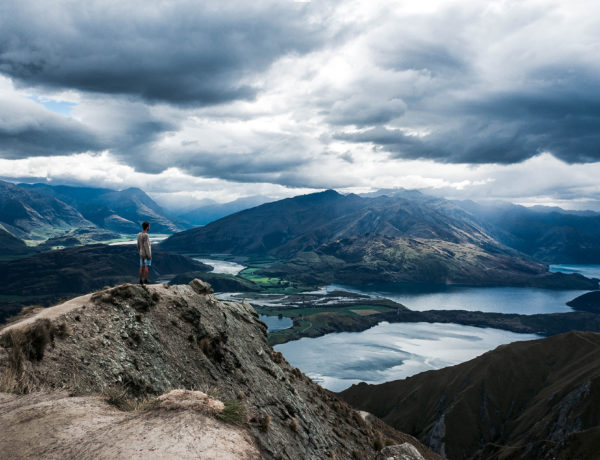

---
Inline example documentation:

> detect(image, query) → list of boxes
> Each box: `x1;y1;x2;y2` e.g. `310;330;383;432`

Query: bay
275;322;540;392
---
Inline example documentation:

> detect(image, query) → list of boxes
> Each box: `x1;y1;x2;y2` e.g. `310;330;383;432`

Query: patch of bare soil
0;391;262;460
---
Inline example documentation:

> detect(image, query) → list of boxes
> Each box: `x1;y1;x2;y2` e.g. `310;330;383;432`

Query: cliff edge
0;280;440;460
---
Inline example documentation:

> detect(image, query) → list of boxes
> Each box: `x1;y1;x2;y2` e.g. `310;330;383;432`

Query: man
137;221;152;284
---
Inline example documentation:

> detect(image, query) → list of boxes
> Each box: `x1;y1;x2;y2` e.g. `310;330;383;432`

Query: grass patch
104;385;159;411
217;400;247;425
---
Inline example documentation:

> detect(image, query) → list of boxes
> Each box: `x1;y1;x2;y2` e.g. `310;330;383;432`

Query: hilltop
0;244;210;322
341;331;600;460
0;280;440;460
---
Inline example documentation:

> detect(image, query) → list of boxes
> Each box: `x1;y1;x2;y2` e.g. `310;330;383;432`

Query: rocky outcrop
0;280;440;460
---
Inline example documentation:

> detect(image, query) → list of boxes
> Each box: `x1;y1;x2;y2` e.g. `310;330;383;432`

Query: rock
188;278;214;295
377;443;425;460
0;282;437;460
157;389;224;414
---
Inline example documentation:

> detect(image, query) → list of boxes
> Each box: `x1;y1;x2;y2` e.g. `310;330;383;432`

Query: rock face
341;331;600;460
0;281;440;460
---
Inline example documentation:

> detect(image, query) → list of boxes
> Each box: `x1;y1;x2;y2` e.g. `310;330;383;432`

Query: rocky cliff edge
0;280;441;460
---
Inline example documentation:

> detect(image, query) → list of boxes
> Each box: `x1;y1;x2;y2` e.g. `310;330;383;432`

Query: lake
259;315;293;332
194;258;246;275
325;283;586;314
324;262;600;315
275;322;540;392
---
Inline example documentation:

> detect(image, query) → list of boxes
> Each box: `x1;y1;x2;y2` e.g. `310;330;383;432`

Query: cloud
1;0;600;210
0;91;102;157
0;0;332;106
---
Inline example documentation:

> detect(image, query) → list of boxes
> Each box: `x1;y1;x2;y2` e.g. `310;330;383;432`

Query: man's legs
139;265;144;283
144;265;149;283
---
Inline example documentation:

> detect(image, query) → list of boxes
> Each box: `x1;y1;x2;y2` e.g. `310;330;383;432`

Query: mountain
162;190;596;288
162;189;499;256
20;183;187;234
263;234;596;288
457;200;600;264
341;331;600;460
176;195;276;226
0;280;441;460
0;227;33;256
0;244;210;322
0;180;93;241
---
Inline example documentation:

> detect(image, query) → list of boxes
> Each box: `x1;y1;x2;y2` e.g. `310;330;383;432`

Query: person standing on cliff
137;221;151;285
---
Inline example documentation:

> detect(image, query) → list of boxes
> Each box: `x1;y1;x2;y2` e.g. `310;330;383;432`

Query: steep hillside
0;180;93;240
162;190;597;288
20;183;186;234
262;235;597;288
457;200;600;264
0;280;440;460
341;331;600;460
0;244;210;322
0;227;32;256
163;190;498;258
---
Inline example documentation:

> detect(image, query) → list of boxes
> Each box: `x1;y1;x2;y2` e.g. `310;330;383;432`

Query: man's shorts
140;258;152;267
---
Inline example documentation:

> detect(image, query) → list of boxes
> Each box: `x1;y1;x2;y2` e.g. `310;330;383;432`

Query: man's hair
142;221;150;230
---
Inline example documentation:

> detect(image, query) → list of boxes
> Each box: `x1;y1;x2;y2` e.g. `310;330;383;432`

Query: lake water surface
194;258;246;275
325;284;585;314
259;315;293;332
275;322;540;392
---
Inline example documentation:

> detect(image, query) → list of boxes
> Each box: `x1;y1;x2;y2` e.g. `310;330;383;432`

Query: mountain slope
163;190;500;258
20;183;186;234
176;195;276;226
0;180;93;240
263;235;596;288
162;190;597;288
0;280;441;460
0;227;32;256
341;331;600;460
457;200;600;263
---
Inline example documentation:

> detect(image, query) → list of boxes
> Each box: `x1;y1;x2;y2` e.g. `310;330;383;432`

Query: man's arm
144;233;152;259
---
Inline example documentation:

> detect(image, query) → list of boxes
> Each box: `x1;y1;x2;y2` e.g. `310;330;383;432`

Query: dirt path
0;293;95;336
0;391;262;459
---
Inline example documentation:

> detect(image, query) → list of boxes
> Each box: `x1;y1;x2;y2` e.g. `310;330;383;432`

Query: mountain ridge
161;190;598;289
340;330;600;460
0;280;441;460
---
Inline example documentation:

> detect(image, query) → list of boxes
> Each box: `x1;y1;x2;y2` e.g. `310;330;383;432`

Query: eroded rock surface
0;280;439;460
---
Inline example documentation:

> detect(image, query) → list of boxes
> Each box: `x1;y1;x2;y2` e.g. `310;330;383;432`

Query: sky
1;0;600;210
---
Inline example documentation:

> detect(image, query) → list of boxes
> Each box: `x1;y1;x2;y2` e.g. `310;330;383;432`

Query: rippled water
325;283;586;314
259;315;293;332
275;322;540;392
194;258;246;275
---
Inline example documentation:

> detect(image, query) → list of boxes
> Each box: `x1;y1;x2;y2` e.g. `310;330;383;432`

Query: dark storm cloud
0;97;102;158
0;0;330;106
336;76;600;165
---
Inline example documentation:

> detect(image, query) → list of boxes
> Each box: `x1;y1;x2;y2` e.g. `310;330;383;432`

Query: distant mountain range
19;182;187;234
340;330;600;460
457;199;600;264
161;190;597;288
0;180;193;250
173;195;275;226
0;180;93;241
